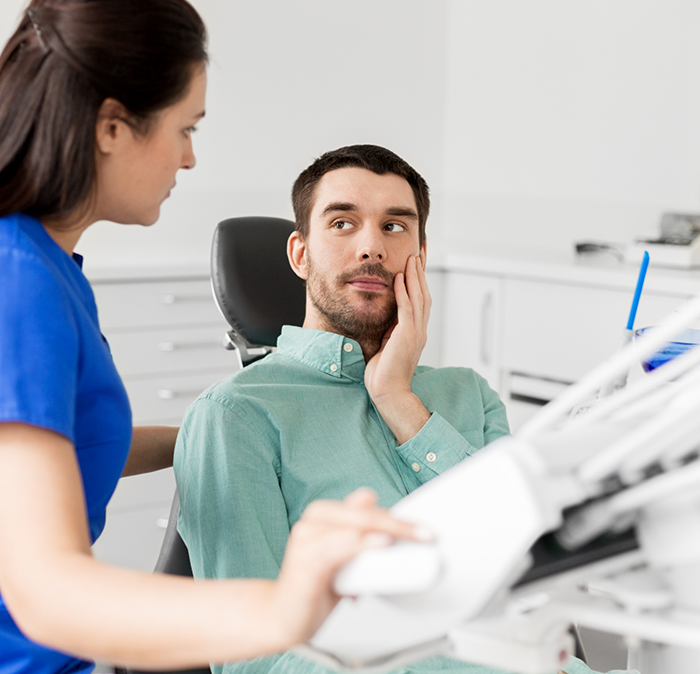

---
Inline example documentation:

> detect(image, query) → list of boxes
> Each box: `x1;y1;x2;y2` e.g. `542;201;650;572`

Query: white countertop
430;242;700;298
84;262;210;283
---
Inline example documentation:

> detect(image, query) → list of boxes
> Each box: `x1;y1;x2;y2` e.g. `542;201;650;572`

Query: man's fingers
415;255;432;313
404;256;424;311
402;256;427;333
393;272;410;317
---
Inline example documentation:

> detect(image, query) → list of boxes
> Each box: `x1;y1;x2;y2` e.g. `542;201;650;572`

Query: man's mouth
347;276;390;292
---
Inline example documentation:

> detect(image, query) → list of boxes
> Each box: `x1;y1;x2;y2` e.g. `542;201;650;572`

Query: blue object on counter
598;252;650;398
635;327;700;372
627;250;649;331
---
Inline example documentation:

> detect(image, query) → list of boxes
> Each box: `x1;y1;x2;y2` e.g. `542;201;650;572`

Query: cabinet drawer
503;279;691;382
93;502;172;572
94;279;222;330
109;325;233;377
124;369;235;424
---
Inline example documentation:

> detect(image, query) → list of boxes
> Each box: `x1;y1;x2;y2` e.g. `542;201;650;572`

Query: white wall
4;1;700;264
1;0;449;267
440;0;700;253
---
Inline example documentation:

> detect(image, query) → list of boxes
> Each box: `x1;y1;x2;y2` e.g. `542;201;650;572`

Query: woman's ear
287;230;308;280
94;98;132;155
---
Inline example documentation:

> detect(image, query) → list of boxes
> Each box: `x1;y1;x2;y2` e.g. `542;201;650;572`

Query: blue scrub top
0;213;132;673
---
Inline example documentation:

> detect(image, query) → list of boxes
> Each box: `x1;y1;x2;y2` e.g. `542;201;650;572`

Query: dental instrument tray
625;212;700;269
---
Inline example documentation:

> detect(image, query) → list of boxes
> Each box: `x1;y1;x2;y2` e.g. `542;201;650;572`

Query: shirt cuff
394;412;477;483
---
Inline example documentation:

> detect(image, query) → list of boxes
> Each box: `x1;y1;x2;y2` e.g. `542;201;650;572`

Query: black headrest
211;216;306;348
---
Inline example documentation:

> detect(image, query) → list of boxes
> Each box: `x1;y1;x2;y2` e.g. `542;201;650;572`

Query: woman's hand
269;488;431;647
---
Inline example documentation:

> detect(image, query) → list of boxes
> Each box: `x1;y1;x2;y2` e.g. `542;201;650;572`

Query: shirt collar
277;325;367;382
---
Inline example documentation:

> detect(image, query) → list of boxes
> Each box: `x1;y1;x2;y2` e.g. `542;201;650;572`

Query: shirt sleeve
394;368;510;484
174;392;290;583
0;249;79;440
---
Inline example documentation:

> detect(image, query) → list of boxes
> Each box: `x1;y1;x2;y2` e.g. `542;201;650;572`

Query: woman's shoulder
0;213;51;267
0;212;25;250
1;213;92;307
0;215;80;329
1;222;61;290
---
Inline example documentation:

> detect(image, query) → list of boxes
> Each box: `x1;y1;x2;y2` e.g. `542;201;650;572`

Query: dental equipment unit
297;291;700;674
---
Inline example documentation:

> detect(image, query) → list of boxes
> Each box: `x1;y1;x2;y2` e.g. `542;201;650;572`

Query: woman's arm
122;425;179;476
0;423;420;669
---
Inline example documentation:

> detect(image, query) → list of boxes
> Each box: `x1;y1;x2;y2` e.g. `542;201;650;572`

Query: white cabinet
500;279;692;430
439;253;700;433
420;269;445;368
90;273;236;572
442;271;503;394
502;279;689;384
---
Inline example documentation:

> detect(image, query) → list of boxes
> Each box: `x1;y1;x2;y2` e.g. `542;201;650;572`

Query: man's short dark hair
291;145;430;247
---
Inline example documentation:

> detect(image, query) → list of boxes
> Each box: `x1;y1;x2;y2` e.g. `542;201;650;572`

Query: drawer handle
157;341;222;352
160;294;212;305
157;388;204;400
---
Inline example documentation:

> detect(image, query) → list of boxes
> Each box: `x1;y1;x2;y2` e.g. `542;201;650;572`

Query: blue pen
626;250;650;332
598;251;650;397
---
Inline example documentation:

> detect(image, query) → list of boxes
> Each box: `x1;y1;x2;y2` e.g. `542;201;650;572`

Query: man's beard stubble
306;258;398;348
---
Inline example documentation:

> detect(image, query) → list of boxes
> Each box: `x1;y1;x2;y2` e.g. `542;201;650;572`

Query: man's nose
357;227;386;261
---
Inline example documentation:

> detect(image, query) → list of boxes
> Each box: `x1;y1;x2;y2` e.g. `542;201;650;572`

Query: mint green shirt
174;326;599;674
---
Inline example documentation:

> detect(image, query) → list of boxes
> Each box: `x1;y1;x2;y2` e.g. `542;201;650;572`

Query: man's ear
287;230;309;280
94;98;133;155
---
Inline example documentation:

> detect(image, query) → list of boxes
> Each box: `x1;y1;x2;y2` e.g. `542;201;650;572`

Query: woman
0;1;426;672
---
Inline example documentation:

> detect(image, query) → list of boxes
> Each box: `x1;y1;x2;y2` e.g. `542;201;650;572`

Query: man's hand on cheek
364;255;432;444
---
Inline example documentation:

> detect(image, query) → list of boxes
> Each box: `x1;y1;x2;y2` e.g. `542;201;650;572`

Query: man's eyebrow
321;202;358;216
385;207;418;221
321;203;419;221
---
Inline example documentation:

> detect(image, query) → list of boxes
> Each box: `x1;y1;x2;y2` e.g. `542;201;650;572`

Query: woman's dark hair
292;144;430;248
0;0;208;220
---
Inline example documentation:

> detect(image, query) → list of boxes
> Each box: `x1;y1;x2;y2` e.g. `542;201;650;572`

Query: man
174;145;573;674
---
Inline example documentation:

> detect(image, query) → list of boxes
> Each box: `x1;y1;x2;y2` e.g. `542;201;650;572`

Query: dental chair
211;215;306;368
113;216;305;674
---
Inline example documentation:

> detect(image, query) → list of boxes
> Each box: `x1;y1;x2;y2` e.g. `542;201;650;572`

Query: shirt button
343;342;353;353
330;363;338;372
411;462;421;472
426;452;437;463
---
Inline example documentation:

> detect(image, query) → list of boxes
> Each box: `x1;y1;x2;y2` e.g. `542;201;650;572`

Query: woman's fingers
300;492;433;543
274;494;435;646
342;486;378;508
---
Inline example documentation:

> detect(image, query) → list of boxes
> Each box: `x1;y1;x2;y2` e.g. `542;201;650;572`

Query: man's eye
332;221;354;230
384;223;406;232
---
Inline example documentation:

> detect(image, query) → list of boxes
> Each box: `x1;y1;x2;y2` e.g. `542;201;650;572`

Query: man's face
288;167;426;343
